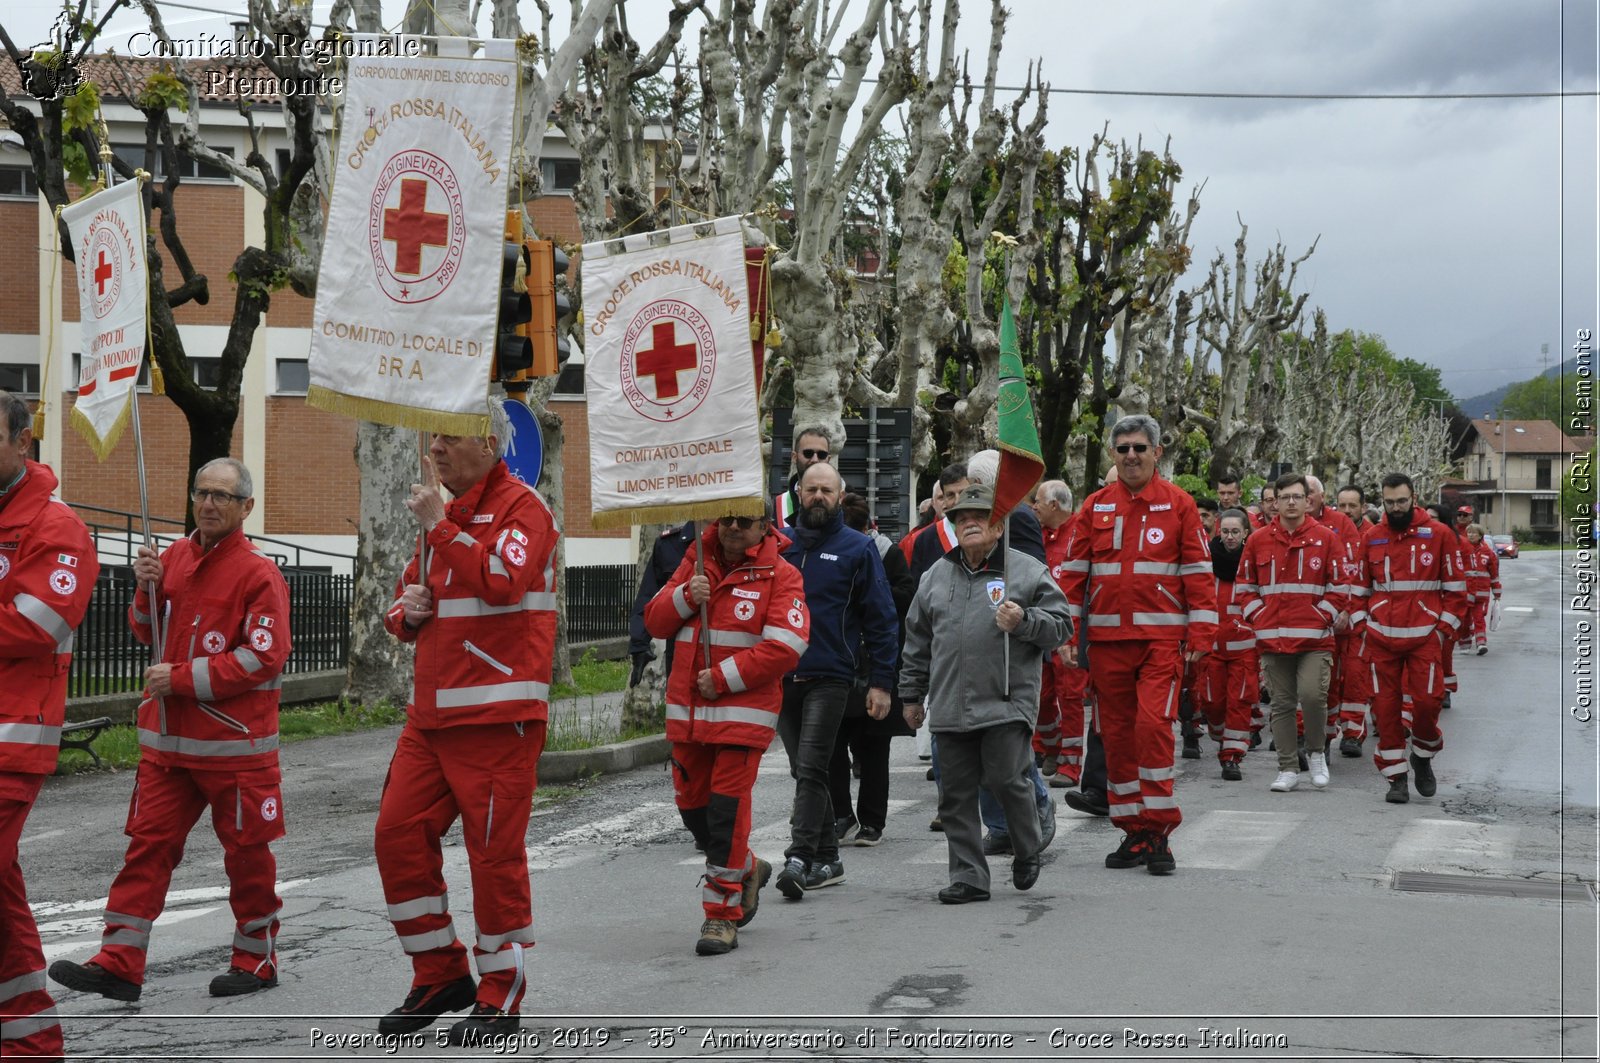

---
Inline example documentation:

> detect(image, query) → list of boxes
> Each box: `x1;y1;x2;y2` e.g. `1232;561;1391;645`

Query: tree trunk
343;423;417;706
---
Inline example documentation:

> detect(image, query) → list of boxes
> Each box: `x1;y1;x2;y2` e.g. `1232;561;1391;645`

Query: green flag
991;290;1044;524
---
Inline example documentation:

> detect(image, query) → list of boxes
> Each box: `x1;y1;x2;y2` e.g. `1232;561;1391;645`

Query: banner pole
417;431;433;581
1002;510;1011;699
691;520;712;672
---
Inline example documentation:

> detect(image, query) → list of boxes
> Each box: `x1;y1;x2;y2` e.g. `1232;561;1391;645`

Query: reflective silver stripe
1091;562;1124;576
191;658;214;701
233;647;265;673
1241;599;1263;619
1223;729;1251;740
1367;621;1435;639
1138;765;1174;782
1348;586;1370;598
1377;747;1406;760
1107;780;1141;795
1373;580;1441;592
760;625;808;655
1062;559;1091;573
1112;516;1124;549
1442;581;1467;592
435;591;557;619
693;704;776;729
1087;614;1122;627
254;675;284;692
1316;601;1340;618
1255;628;1331;640
488;555;509;579
1186;610;1219;625
474;948;523;973
436;680;550;709
1226;605;1245;615
1107;801;1143;816
1225;639;1256;652
233;930;272;955
14;593;73;651
719;656;747;694
476;924;536;951
1257;583;1329;596
452;532;477;549
388;893;449;922
1131;561;1178;576
104;911;154;933
1064;604;1084;620
131;606;151;625
1180;562;1212;576
675;627;761;648
102;927;149;949
672;583;695;619
399;922;458;954
0;969;46;1003
666;703;691;722
1234;583;1258;594
1350;610;1368;624
0;723;61;747
137;729;280;757
1144;795;1178;809
1440;612;1461;629
241;909;281;934
1;1008;61;1040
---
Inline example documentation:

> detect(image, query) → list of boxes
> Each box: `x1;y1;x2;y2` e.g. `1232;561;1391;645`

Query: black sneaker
378;975;478;1035
803;860;844;890
209;965;278;997
834;815;857;842
1181;735;1201;759
446;1003;520;1046
775;856;808;900
1145;834;1176;875
852;826;883;846
1410;753;1437;797
1064;789;1109;817
1105;832;1151;869
1250;730;1263;750
1221;760;1242;781
982;832;1013;856
1340;736;1363;758
1386;775;1410;804
48;960;141;1003
1442;691;1453;709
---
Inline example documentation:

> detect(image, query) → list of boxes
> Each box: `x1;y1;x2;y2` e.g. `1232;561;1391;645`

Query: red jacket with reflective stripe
1355;510;1469;651
1214;575;1256;658
131;526;291;771
644;523;809;748
1233;518;1349;654
1464;539;1500;600
1059;474;1217;650
386;462;559;729
0;461;98;775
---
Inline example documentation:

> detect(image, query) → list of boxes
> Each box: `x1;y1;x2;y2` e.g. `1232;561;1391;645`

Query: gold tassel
589;496;766;530
765;323;783;349
305;385;492;438
31;402;46;441
148;359;166;396
749;315;762;342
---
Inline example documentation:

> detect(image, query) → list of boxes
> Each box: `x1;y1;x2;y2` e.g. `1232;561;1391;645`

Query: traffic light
526;239;571;377
496;211;532;381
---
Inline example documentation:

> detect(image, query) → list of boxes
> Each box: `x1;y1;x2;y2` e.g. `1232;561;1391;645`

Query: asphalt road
17;550;1598;1062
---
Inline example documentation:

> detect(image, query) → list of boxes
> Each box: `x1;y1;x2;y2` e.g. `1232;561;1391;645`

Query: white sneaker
1308;753;1330;788
1270;771;1299;792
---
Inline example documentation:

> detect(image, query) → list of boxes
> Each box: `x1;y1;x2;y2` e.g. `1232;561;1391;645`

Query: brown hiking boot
695;918;738;956
737;856;771;928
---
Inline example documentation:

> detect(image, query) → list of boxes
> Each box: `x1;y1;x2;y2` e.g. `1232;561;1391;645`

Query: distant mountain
1455;356;1583;419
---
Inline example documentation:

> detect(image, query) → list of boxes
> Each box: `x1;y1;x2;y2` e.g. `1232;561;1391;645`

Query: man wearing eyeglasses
773;425;835;528
52;457;291;1009
0;391;97;1060
644;500;810;955
1059;415;1217;875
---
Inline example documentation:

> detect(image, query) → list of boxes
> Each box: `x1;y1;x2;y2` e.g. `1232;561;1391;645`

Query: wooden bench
60;717;115;769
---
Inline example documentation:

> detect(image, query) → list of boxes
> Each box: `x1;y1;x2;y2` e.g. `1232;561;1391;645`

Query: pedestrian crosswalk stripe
909;816;1093;864
543;801;676;846
1178;810;1306;870
1383;817;1519;873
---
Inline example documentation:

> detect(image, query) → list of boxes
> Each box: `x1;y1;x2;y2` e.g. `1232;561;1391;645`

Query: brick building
0;56;631;570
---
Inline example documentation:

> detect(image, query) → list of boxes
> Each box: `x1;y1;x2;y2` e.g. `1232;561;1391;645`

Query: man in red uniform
1234;475;1349;792
374;403;558;1044
1330;485;1376;756
1301;475;1361;756
1030;480;1085;785
1061;415;1216;875
1355;473;1468;803
1197;509;1257;781
52;458;289;1004
645;503;809;954
0;393;95;1060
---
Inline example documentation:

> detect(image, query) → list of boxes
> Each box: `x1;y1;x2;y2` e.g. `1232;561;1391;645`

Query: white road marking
542;802;676;846
32;879;314;921
19;828;68;848
41;907;229;963
1505;606;1534;613
907;814;1092;864
1178;810;1306;870
1384;817;1519;872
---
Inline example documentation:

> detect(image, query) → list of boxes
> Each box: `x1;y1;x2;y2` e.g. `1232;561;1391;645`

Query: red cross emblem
87;227;122;318
619;301;716;422
368;151;465;304
95;249;113;294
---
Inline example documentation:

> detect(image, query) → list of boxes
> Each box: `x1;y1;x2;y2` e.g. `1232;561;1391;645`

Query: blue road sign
501;397;544;487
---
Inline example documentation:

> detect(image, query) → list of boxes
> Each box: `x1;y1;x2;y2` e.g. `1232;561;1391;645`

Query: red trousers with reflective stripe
669;741;762;920
92;761;284;984
1034;660;1087;780
1464;600;1489;648
1088;640;1184;836
375;721;544;1012
1197;654;1257;763
1331;634;1372;740
1367;635;1445;778
1;773;62;1060
1441;627;1459;692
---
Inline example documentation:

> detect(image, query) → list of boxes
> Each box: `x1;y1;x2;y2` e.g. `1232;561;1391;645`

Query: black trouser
776;677;849;864
1081;727;1107;800
827;721;892;830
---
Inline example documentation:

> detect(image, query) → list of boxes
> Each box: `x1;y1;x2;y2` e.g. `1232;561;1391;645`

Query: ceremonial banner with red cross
581;216;765;528
307;44;516;435
62;179;147;459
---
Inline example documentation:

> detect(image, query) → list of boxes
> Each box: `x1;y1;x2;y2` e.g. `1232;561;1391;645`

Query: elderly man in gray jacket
900;484;1073;903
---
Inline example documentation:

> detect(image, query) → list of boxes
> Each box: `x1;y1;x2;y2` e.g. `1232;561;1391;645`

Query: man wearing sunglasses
1059;415;1217;875
772;426;835;529
53;457;292;1009
644;500;810;956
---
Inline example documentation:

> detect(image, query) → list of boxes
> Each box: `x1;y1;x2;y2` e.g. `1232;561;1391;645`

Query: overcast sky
7;0;1597;409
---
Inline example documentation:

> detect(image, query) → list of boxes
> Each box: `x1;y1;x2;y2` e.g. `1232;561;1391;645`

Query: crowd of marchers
0;389;1504;1060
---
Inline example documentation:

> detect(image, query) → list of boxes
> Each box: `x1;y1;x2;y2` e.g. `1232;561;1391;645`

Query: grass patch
551;650;630;701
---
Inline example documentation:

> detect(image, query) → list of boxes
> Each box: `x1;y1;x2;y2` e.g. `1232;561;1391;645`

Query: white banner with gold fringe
62;180;147;459
582;216;765;528
307;43;516;435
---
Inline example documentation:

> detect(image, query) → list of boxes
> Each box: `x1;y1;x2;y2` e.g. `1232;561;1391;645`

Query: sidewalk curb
540;733;671;784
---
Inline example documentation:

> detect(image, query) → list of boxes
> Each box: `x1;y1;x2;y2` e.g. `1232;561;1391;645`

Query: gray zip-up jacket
899;544;1072;732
